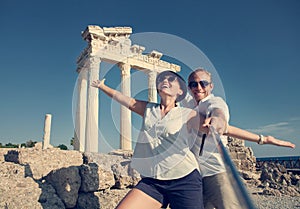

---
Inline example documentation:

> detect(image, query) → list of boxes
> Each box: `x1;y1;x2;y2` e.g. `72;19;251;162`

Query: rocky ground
249;185;300;209
97;186;300;209
252;194;300;209
244;167;300;209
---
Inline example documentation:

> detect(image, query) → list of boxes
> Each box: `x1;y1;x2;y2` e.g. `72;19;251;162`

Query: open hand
264;136;296;148
203;117;227;135
91;79;106;89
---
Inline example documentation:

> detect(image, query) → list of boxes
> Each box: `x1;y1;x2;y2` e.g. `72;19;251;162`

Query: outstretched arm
91;79;148;117
225;125;295;148
202;110;295;149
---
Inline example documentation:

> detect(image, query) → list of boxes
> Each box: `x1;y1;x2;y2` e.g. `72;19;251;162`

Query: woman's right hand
203;116;227;135
91;79;106;89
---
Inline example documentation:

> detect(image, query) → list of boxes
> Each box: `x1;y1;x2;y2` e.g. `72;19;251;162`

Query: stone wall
227;136;256;172
0;145;137;209
0;140;299;209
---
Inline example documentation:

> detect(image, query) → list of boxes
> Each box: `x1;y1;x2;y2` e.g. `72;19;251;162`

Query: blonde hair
188;68;212;82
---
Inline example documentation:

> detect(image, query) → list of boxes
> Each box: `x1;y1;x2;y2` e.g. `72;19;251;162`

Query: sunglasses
188;80;211;89
157;75;177;83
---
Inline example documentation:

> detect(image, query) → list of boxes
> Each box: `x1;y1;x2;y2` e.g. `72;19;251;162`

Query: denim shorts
135;169;204;209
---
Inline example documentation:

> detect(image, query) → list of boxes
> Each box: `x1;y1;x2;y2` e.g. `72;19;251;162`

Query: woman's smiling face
157;74;183;100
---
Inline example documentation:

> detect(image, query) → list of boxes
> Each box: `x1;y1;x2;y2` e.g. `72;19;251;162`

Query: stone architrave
118;63;132;150
85;57;101;153
42;114;52;149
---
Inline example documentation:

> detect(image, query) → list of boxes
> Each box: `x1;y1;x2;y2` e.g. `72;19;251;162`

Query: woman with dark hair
92;70;206;209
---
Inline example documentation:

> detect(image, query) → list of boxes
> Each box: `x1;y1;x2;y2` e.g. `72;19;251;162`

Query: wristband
257;134;264;145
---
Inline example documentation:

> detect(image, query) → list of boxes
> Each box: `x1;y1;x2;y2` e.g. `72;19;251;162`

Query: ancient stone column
74;68;88;151
148;71;157;103
42;114;52;149
85;57;101;153
119;63;132;150
76;25;182;153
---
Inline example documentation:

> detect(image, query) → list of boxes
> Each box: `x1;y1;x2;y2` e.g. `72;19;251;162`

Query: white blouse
131;103;200;180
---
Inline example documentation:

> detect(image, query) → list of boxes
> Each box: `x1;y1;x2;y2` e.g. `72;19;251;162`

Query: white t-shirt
182;93;230;177
131;103;199;180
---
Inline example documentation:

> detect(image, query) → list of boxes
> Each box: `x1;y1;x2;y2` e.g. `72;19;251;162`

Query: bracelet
257;134;264;145
223;122;229;134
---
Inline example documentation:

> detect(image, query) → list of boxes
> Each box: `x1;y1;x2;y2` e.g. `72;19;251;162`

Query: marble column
119;63;132;150
42;114;52;149
85;56;101;153
74;68;88;151
148;71;157;103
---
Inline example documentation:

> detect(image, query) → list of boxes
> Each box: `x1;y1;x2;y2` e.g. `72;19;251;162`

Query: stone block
237;152;247;160
80;163;114;192
45;166;81;208
4;148;83;179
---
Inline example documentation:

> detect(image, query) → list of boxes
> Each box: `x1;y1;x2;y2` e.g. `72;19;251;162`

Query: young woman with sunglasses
92;70;208;209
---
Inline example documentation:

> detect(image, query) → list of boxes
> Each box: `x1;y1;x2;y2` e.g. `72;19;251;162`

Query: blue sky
0;0;299;157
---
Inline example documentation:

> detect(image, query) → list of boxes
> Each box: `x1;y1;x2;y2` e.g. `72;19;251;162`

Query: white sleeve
180;92;197;108
207;97;230;121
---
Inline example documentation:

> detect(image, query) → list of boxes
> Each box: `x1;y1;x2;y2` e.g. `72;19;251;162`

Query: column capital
148;70;157;80
88;56;101;66
118;63;131;77
77;56;101;73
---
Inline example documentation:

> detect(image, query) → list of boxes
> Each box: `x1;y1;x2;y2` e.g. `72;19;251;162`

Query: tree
70;137;74;146
5;143;18;148
26;140;36;148
57;144;68;150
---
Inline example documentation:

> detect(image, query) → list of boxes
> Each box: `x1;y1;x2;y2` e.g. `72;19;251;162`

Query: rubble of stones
255;162;300;196
227;137;300;197
0;139;299;209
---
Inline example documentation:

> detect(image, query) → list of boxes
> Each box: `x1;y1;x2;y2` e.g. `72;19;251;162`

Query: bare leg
116;188;162;209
